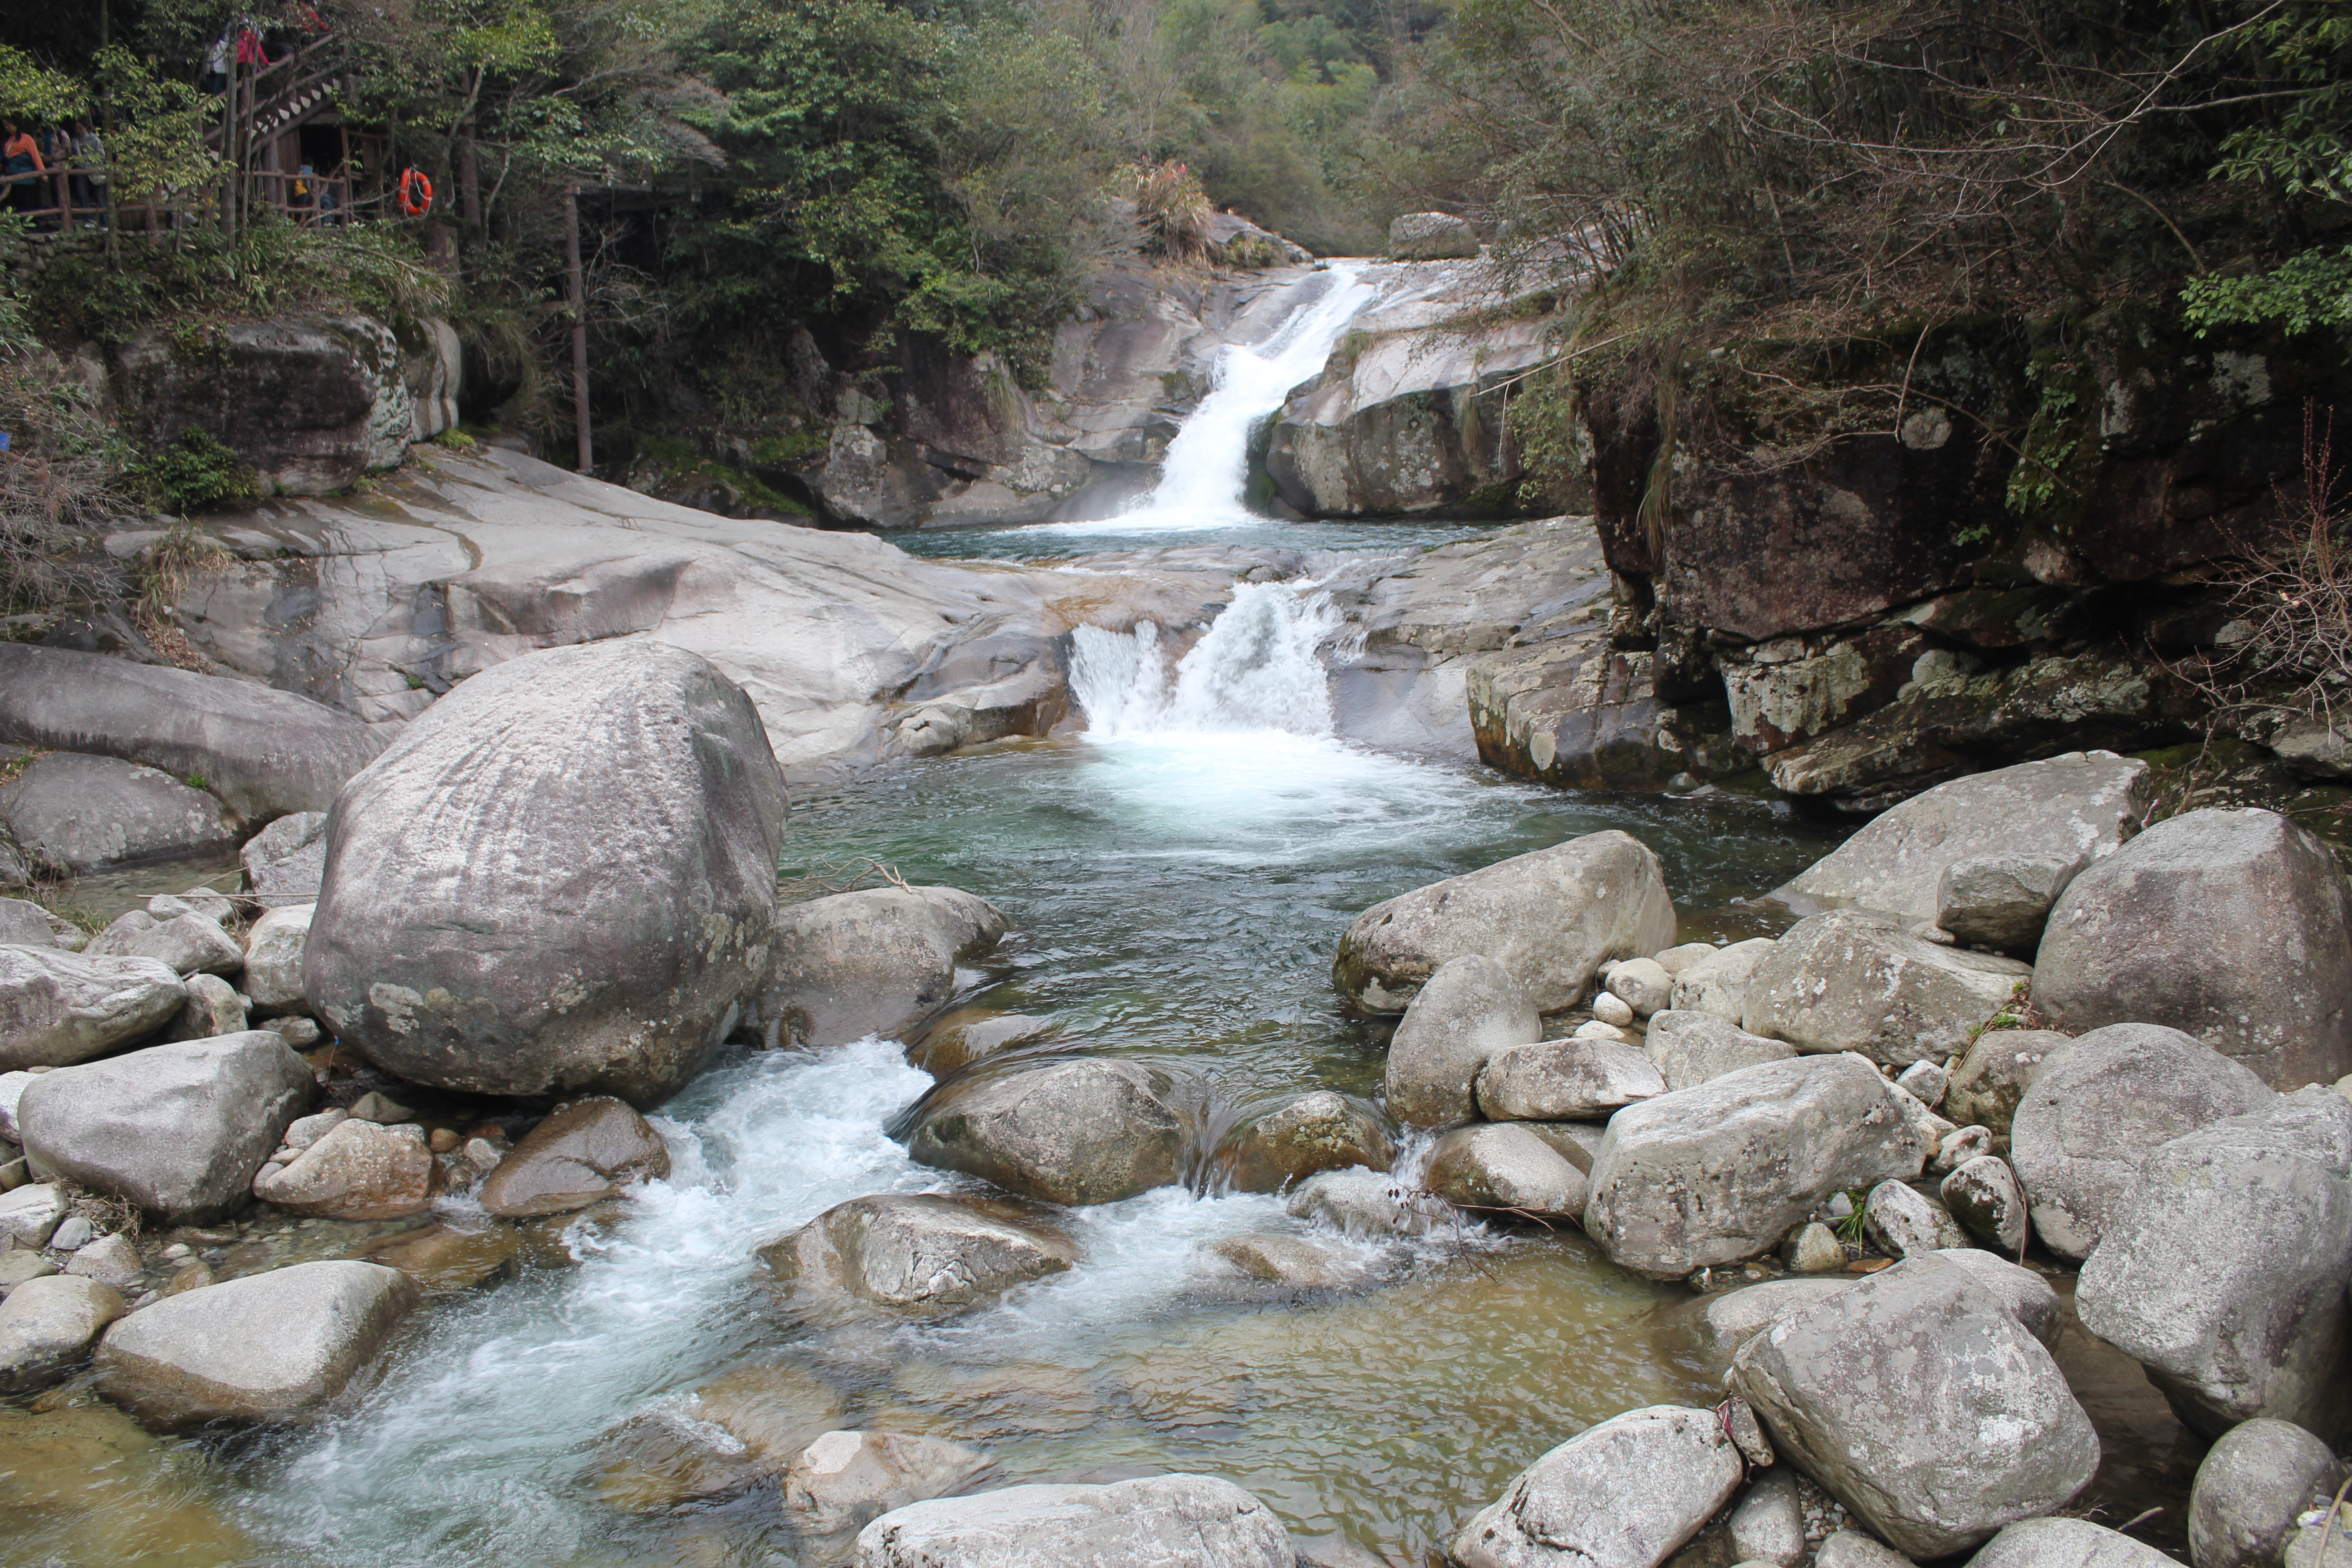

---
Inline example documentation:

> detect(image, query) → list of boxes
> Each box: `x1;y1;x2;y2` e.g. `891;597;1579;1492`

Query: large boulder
1742;911;2031;1067
0;753;233;875
1333;830;1677;1013
757;1193;1076;1319
1424;1123;1589;1222
758;886;1007;1048
304;640;789;1106
899;1058;1184;1205
93;1259;420;1428
240;811;327;904
854;1473;1294;1567
0;947;186;1070
1729;1255;2099;1558
2009;1022;2272;1260
0;1274;127;1393
1385;955;1539;1127
2034;807;2352;1088
1780;752;2153;921
475;1097;671;1218
15;1032;312;1222
0;645;385;824
1450;1404;1746;1568
1583;1055;1933;1279
2189;1418;2348;1568
1645;1010;1796;1092
1218;1091;1393;1193
1475;1036;1664;1121
1965;1518;2184;1568
2075;1086;2352;1442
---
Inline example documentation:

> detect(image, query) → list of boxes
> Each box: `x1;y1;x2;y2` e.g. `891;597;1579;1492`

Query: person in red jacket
2;122;46;217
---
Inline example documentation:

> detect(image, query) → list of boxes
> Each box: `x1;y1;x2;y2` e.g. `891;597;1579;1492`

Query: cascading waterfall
1070;580;1345;737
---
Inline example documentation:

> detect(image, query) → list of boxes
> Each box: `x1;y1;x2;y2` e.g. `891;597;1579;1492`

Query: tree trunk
457;119;481;228
565;186;593;474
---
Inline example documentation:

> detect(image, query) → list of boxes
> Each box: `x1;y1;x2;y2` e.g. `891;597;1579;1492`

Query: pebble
267;1016;323;1048
164;1259;214;1296
1785;1222;1845;1274
428;1127;460;1154
48;1215;93;1252
1592;992;1637;1027
1824;1192;1855;1221
464;1137;507;1173
0;1250;57;1289
1572;1019;1635;1043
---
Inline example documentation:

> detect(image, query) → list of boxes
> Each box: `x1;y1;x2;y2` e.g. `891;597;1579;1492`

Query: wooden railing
5;168;358;230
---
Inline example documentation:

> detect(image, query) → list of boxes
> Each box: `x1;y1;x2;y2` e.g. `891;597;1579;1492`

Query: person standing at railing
1;121;45;217
69;120;106;229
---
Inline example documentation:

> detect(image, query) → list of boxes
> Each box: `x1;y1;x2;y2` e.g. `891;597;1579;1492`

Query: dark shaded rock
305;640;789;1106
0;644;387;824
899;1058;1184;1205
909;1011;1057;1077
1218;1091;1393;1193
0;753;233;875
1469;642;1741;790
1723;627;1927;755
1388;212;1480;260
476;1097;671;1219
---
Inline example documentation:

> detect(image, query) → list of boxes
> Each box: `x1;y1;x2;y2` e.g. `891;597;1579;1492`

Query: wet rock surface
760;885;1009;1048
759;1193;1077;1319
475;1096;672;1218
1220;1091;1393;1193
900;1058;1184;1205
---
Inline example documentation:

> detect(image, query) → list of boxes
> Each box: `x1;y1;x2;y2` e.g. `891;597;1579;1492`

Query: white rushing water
1068;579;1345;738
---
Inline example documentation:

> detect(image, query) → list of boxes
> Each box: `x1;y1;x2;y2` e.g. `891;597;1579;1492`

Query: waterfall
1120;264;1380;528
1072;581;1343;737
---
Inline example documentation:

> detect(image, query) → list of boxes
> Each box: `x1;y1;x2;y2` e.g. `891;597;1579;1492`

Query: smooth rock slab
760;886;1008;1048
1386;955;1539;1127
900;1058;1183;1205
0;1274;126;1392
1477;1036;1663;1121
0;947;186;1071
2075;1086;2352;1441
2034;807;2352;1088
1451;1403;1744;1568
1742;911;2031;1067
1645;1011;1796;1092
1964;1517;2181;1568
2189;1417;2347;1568
475;1097;671;1219
305;639;789;1106
95;1259;420;1428
0;753;234;875
17;1032;312;1222
854;1473;1295;1568
1583;1055;1933;1279
1333;829;1677;1013
759;1193;1075;1319
1730;1255;2097;1558
1782;752;2151;923
1424;1123;1588;1221
2009;1022;2272;1260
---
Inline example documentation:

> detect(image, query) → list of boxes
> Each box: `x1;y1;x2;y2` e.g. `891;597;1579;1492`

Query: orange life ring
397;167;433;218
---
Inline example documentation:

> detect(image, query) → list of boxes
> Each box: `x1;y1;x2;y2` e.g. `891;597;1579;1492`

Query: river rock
782;1428;991;1535
2075;1085;2352;1441
1207;1232;1360;1287
1425;1123;1588;1221
1607;958;1676;1018
1669;938;1778;1023
2189;1418;2348;1568
855;1472;1294;1566
1937;853;2083;953
0;1274;127;1392
1728;1255;2098;1558
1386;955;1540;1126
2034;807;2352;1088
760;886;1008;1048
592;1358;847;1511
1940;1156;2028;1253
0;753;235;876
475;1097;671;1218
1742;911;2031;1067
238;904;311;1016
1945;1029;2068;1137
759;1193;1075;1319
1583;1055;1934;1279
1927;1247;2063;1348
253;1117;441;1220
16;1032;312;1222
240;811;327;904
1695;1279;1855;1374
1730;1471;1807;1568
164;973;247;1042
1782;753;2153;923
1646;1011;1796;1091
0;1182;68;1247
2009;1022;2272;1260
0;947;186;1070
1818;1533;1916;1568
1784;1221;1845;1272
304;639;789;1106
0;645;387;823
0;897;77;950
1965;1517;2183;1568
94;1259;419;1429
1451;1403;1746;1568
1860;1181;1967;1258
901;1058;1182;1205
909;1011;1056;1077
1221;1091;1394;1192
1389;211;1480;260
1286;1166;1435;1237
1333;830;1678;1013
0;1068;27;1141
1477;1036;1664;1121
86;910;243;979
1593;991;1637;1027
63;1232;142;1289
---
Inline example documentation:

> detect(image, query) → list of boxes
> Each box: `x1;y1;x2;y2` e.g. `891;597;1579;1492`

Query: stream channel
4;265;2202;1568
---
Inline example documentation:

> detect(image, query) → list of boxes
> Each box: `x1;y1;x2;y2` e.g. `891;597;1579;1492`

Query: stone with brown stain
476;1098;670;1219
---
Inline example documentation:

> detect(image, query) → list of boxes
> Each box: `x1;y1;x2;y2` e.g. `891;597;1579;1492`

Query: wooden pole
564;186;592;473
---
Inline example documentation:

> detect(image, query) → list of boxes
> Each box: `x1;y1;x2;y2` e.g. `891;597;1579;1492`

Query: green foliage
1124;158;1211;260
0;43;87;122
131;427;261;513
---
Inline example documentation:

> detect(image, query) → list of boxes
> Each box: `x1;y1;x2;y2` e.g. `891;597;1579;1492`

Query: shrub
131;428;260;514
1122;160;1213;263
